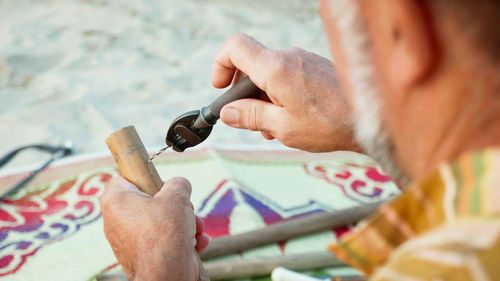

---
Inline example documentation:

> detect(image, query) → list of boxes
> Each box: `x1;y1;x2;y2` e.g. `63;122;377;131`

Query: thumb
220;99;286;136
154;177;192;202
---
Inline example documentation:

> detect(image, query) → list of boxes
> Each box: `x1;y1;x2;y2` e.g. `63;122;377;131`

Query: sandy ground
0;0;330;169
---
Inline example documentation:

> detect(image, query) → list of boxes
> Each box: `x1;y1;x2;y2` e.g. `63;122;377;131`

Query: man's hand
214;33;362;152
100;177;210;281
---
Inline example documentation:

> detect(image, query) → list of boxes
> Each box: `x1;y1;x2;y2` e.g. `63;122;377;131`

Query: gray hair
326;0;410;185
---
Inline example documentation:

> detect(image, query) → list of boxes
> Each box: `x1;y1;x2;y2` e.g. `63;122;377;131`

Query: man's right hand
213;33;361;153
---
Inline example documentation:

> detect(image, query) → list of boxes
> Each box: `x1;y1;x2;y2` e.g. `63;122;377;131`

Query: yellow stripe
481;151;491;216
459;154;474;215
484;151;500;216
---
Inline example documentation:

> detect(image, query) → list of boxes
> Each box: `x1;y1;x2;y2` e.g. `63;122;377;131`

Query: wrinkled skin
100;177;209;281
214;34;361;153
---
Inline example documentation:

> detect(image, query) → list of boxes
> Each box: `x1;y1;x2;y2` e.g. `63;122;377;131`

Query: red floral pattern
0;173;112;276
304;162;399;203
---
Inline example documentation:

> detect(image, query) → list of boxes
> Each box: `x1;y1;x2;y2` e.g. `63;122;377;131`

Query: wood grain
105;126;162;195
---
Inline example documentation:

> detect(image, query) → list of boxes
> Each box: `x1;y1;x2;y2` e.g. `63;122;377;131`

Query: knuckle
287;46;304;54
100;182;116;205
285;47;305;70
269;51;290;82
99;190;118;214
166;177;192;200
272;52;288;72
227;33;250;48
246;103;264;131
100;180;132;212
99;191;111;209
168;177;191;189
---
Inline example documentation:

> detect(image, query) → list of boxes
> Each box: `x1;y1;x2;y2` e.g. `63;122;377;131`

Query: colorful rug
0;148;400;281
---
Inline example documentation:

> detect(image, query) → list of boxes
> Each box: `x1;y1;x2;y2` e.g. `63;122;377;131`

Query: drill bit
147;146;170;162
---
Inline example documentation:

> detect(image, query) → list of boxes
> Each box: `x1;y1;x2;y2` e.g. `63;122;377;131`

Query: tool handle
192;76;260;129
106;126;209;281
209;76;260;117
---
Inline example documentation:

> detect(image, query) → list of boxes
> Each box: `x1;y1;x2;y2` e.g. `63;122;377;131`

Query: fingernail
221;107;239;126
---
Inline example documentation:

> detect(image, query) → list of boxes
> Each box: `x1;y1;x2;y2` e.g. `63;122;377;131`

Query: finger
231;70;245;85
104;176;138;192
212;33;270;90
195;216;205;234
261;131;275;140
100;176;149;211
195;233;210;253
220;99;287;135
154;177;192;202
102;176;148;199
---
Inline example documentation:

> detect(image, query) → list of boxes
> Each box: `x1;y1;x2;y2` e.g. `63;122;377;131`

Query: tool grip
209;76;260;117
192;76;260;129
106;126;209;281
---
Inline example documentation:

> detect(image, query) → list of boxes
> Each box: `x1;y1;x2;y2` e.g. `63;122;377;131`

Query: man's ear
369;0;436;93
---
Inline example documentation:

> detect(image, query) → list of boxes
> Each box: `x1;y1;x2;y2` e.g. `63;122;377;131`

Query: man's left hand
100;176;210;281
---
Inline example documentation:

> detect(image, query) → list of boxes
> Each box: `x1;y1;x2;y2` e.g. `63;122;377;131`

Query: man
100;0;500;280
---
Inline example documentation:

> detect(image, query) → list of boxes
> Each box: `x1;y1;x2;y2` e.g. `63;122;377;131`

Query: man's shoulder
329;148;500;277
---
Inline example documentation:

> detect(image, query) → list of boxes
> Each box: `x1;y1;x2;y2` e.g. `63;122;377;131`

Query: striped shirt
330;148;500;280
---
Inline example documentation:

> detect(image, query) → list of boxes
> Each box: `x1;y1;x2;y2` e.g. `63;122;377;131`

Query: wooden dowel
106;126;162;195
106;126;209;281
98;252;366;281
205;252;342;280
200;202;382;260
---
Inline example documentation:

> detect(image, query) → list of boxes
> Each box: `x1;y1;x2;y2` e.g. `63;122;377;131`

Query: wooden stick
200;202;382;260
205;252;343;280
106;126;209;281
106;126;162;195
97;252;366;281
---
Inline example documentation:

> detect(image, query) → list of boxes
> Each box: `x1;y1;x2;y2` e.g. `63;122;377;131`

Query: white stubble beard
328;0;410;185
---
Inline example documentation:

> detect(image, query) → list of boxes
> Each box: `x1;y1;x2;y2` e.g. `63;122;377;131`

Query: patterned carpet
0;148;399;281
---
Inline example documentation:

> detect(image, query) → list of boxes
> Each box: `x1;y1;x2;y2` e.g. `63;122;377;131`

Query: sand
0;0;330;169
